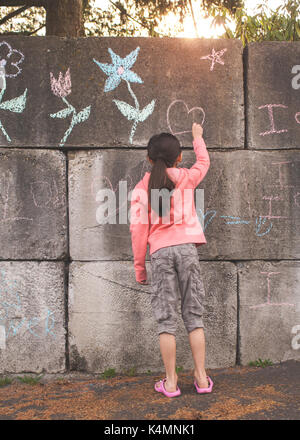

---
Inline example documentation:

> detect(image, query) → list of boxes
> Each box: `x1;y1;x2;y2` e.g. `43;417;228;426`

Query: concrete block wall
0;36;299;373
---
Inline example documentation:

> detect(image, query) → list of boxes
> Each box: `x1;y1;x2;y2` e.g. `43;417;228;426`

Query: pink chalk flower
50;68;72;98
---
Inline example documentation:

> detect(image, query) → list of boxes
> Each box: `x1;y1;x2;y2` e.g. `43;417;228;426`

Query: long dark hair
147;133;181;217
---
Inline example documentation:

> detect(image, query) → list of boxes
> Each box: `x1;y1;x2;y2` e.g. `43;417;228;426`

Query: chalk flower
0;41;24;78
93;47;143;92
49;67;91;147
50;68;72;98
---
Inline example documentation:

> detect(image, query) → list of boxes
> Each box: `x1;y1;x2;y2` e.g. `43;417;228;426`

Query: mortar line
243;44;249;150
64;150;71;372
1;146;299;152
236;264;241;365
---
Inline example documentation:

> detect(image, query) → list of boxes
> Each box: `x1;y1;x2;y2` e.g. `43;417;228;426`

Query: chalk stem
59;96;76;147
0;119;11;142
126;81;140;144
126;80;139;111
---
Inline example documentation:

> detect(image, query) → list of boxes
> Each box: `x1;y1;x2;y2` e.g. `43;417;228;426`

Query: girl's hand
192;122;203;140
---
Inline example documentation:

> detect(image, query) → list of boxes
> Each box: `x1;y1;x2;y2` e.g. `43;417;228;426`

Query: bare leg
157;333;178;392
188;327;209;388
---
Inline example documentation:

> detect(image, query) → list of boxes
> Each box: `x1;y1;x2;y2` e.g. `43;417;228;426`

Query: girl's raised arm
186;123;210;188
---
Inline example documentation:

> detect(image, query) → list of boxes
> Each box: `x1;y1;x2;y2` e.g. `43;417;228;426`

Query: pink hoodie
130;136;210;282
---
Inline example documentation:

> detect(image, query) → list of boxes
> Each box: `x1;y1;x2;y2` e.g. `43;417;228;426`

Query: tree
0;0;243;37
208;0;300;44
46;0;84;36
0;0;85;37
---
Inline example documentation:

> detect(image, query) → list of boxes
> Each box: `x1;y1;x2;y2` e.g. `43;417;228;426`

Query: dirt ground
0;360;299;420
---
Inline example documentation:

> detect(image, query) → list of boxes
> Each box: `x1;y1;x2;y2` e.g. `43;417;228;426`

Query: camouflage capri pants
150;243;205;336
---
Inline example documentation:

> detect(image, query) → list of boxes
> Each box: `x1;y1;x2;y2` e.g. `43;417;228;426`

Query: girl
129;123;213;397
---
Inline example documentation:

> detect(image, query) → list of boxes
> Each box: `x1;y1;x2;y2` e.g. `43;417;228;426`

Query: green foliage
99;368;117;379
17;374;43;385
0;377;13;387
175;365;184;373
218;0;300;45
124;366;137;376
248;358;273;368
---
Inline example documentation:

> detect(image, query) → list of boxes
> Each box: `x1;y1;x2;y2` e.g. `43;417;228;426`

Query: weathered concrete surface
0;149;67;259
68;149;152;260
68;261;237;373
238;260;300;365
69;149;300;261
0;360;298;420
0;36;243;148
0;261;66;373
247;41;300;149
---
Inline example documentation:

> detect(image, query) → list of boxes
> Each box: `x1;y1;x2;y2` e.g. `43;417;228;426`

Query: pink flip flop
154;378;181;397
194;376;213;394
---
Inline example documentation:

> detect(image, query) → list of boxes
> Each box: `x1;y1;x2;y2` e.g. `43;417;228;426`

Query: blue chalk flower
93;47;143;92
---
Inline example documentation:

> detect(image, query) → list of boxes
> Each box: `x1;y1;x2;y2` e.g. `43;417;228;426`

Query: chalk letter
258;104;288;136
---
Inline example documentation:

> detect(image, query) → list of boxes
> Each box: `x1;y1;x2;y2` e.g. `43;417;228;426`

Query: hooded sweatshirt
130;136;210;283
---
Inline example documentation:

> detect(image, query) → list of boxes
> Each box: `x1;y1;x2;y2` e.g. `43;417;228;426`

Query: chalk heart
167;100;205;136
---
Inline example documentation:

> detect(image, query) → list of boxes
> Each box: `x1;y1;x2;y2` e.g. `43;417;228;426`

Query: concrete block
68;261;237;373
0;37;66;147
68;149;151;260
0;36;244;148
202;149;300;259
0;261;66;373
0;149;67;259
247;41;300;149
69;148;300;261
238;261;300;365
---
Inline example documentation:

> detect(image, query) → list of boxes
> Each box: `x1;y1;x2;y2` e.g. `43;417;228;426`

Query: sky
94;0;287;38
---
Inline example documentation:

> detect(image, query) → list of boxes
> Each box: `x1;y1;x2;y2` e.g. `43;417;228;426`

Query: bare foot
194;370;209;388
163;373;178;393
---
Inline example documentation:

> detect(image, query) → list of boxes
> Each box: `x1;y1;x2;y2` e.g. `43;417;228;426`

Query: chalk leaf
73;105;91;124
113;99;138;121
0;88;27;113
138;99;156;122
50;107;73;119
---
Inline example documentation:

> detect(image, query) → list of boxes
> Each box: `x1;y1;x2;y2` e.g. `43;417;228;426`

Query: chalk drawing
220;215;251;225
30;178;64;209
49;67;91;147
167;100;205;136
0;41;24;78
249;271;295;309
270;161;296;189
291;325;300;350
260;195;288;220
0;171;33;223
294;192;300;208
258;104;288;136
93;47;156;144
0;269;56;341
0;42;27;143
45;310;56;338
200;47;227;71
254;216;273;236
0;325;5;349
196;208;217;232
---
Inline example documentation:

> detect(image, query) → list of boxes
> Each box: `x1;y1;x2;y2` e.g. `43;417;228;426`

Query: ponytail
147;133;181;218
